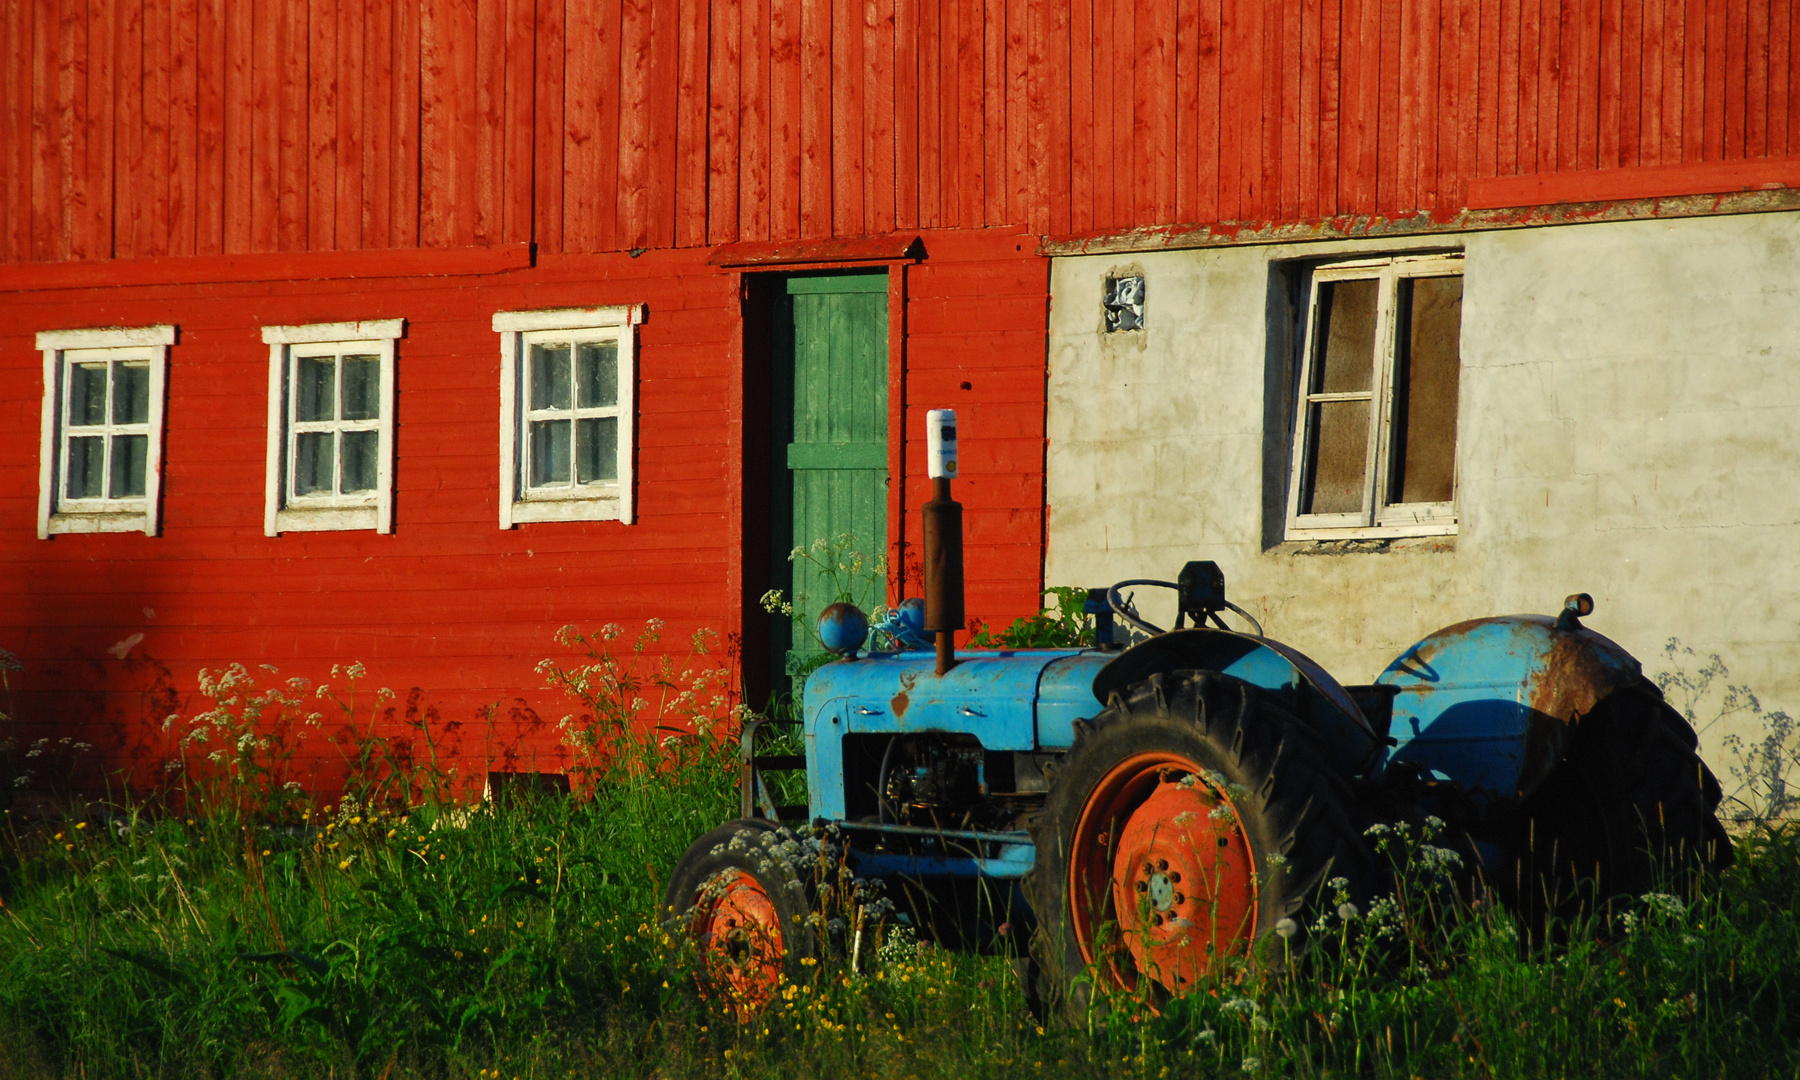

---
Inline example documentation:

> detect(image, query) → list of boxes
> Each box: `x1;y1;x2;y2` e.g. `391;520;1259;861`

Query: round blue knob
818;602;870;656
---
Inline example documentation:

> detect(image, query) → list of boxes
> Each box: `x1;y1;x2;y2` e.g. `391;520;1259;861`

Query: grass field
1;636;1798;1079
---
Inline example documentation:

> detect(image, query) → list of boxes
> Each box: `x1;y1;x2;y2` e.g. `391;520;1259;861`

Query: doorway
751;271;890;701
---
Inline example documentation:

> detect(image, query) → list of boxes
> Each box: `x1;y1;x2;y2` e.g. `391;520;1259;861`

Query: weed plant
966;587;1095;650
1;634;1798;1078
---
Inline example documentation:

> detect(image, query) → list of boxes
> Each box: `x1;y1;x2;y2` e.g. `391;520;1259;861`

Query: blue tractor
663;412;1730;1014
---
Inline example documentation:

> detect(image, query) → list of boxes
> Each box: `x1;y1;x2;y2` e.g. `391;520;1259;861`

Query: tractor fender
1375;615;1644;808
1089;629;1384;775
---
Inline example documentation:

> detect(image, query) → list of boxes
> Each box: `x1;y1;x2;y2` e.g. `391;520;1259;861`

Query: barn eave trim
709;235;923;267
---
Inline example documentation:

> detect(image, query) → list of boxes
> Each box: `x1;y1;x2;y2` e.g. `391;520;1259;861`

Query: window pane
66;436;104;498
530;419;571;486
1311;279;1379;394
576;341;619;407
530;343;572;410
295;431;334;495
296;356;337;421
341;355;380;420
1302;400;1370;515
577;417;619;483
1389;276;1463;506
109;434;148;497
69;363;108;426
341;430;378;492
111;362;151;424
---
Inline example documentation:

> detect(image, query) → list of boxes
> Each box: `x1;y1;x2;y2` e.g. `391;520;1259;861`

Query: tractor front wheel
1027;670;1375;1016
662;819;818;1015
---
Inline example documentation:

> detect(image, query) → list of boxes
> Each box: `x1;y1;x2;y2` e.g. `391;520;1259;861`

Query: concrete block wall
1044;211;1800;787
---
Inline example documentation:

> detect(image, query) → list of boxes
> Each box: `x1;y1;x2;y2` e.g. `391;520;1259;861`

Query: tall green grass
2;634;1798;1078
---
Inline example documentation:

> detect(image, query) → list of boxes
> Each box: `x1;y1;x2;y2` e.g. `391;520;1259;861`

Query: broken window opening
1286;255;1463;539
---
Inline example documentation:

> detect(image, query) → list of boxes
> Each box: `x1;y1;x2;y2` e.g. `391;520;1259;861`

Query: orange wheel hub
691;870;785;1012
1069;752;1257;994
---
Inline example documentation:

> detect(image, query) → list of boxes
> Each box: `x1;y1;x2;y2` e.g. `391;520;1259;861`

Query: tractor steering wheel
1106;579;1266;639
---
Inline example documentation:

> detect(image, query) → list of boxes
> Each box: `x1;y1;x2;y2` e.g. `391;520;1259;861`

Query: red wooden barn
3;0;1798;795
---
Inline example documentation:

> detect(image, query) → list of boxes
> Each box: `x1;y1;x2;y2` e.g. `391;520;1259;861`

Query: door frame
732;254;916;706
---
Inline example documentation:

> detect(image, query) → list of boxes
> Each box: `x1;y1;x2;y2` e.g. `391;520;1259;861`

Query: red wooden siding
0;230;1046;785
6;0;1800;266
0;249;742;787
899;229;1048;625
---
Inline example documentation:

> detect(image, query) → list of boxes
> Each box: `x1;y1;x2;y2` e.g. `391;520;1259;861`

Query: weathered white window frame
261;320;403;536
493;306;642;528
36;325;174;539
1286;254;1464;541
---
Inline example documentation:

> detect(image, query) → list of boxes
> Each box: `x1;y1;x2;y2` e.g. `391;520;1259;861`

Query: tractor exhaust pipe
922;409;963;676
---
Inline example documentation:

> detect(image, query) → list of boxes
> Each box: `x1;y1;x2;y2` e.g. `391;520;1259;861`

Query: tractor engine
879;734;985;827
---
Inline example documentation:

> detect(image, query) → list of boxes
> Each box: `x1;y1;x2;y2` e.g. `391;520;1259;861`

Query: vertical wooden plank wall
3;0;1799;263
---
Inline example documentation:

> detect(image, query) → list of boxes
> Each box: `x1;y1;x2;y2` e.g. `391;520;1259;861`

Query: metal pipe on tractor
663;409;1733;1021
921;408;963;677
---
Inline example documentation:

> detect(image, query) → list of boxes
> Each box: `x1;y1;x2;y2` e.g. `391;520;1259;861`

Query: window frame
36;325;174;539
261;320;403;536
493;306;642;528
1285;254;1464;541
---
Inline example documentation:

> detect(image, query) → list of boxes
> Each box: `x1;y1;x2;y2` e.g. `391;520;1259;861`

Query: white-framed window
261;320;403;535
1286;254;1464;540
36;325;174;539
493;306;642;528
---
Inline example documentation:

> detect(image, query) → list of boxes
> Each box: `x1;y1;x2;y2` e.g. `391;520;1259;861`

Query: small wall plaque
1103;275;1145;332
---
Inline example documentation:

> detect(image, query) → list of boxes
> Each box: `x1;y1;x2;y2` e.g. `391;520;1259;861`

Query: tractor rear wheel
1501;679;1732;928
1026;670;1376;1016
662;819;818;1016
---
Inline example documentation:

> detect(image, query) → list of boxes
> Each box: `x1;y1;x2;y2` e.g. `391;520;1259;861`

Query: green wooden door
777;273;889;683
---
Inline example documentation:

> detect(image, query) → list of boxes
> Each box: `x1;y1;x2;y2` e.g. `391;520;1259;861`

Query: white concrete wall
1045;211;1800;786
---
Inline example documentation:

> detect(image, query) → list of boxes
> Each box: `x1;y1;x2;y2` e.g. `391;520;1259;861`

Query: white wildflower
1418;845;1464;872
